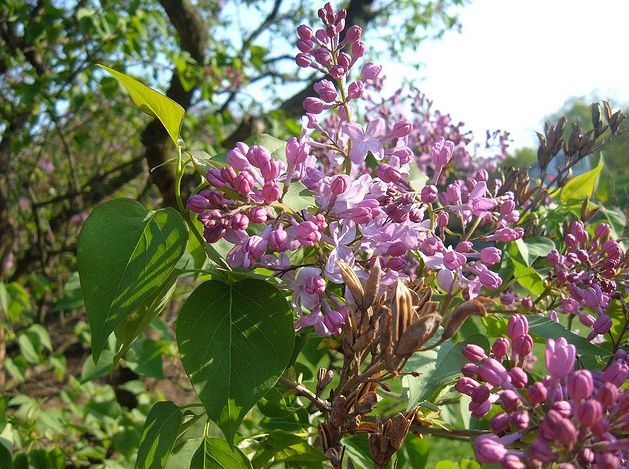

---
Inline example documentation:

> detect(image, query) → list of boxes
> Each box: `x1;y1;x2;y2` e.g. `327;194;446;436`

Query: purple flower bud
303;97;325;114
305;274;326;295
603;362;628;387
261;181;281;203
227;142;250;170
455;377;479;396
295;221;321;247
233;171;255;195
478;358;509;387
577;448;595;466
431;137;454;167
474;435;507;464
511;409;529;430
361;62;382;81
436;211;449;228
570;221;588;244
509;367;528;388
247;145;272;168
231;213;249;231
420;184;438;204
595;452;620;469
351;40;365;58
470;398;492;418
347;80;364;99
187;194;210;213
295;53;312;67
596;382;618;409
392;120;412;138
548;249;561;264
330;175;349;195
593;314;613;335
461;363;478;377
463;344;487;363
527;382;548;405
551;400;572;418
545;338;576;379
471;384;491;403
376;164;401;183
328;65;346;79
567;370;593;401
477;268;502;289
507;314;529;340
443;250;466;270
285;137;310;166
206;168;226;187
491;338;510;361
480;247;502;265
267;226;288;252
513;334;533;358
556;417;577;448
595;223;611;240
297;24;314;40
323;309;345;334
249;206;269;224
345;24;362;42
296;39;314;53
575;399;602;428
490;412;511;433
529;439;555;464
503;455;525;469
245;235;267;259
456;241;473;253
499;389;521;412
315;28;328;43
338;52;351;70
313;79;337;102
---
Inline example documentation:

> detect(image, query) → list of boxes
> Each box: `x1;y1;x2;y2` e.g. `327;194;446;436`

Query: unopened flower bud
361;61;382;81
490;412;511;433
347;80;364;99
527;382;548;405
303;97;325;114
392;119;412;138
492;337;510;360
513;334;533;357
187;194;210;212
295;53;312;67
508;367;528;388
463;344;487;362
297;24;314;40
567;370;593;401
480;247;502;265
227;142;250;170
345;24;362;42
576;399;602;428
474;435;507;464
233;171;255;195
330;175;349;195
507;314;529;340
313;79;337;102
420;184;438;203
249;206;269;224
351;40;365;58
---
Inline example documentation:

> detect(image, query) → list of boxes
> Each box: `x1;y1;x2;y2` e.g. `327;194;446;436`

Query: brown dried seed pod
395;313;441;357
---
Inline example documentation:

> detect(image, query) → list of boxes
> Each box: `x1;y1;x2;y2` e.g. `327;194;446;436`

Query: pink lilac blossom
456;315;629;469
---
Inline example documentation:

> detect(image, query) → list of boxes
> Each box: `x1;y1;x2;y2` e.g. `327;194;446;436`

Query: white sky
385;0;629;149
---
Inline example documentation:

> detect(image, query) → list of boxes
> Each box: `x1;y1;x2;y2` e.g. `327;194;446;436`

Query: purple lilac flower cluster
456;315;629;468
548;221;629;341
186;2;524;335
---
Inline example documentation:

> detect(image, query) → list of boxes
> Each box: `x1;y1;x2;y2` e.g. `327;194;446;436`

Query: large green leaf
283;182;315;212
403;334;489;408
78;198;188;361
527;316;610;369
250;430;323;468
136;401;183;469
177;279;294;443
98;65;184;146
190;438;253;469
515;237;555;266
560;161;603;205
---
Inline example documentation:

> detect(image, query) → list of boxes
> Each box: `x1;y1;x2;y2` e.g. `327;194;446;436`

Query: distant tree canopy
0;0;464;285
504;96;629;206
